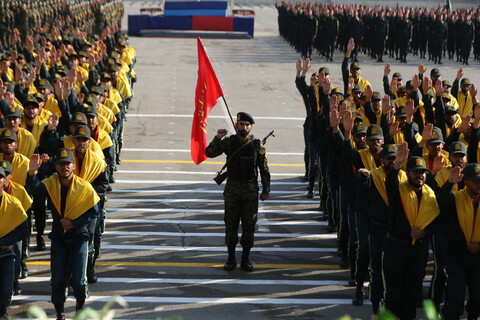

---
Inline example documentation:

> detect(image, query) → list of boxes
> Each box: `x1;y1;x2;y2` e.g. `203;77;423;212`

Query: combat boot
241;247;253;272
352;287;364;306
76;300;85;311
54;303;65;320
223;245;236;271
37;235;46;251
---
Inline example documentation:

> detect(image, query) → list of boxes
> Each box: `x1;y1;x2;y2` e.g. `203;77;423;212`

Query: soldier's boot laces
224;246;236;271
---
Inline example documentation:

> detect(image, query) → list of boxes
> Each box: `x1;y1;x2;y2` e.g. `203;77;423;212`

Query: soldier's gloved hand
260;193;269;201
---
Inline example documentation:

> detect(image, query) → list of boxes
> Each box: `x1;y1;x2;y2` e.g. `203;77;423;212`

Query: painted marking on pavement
122;148;303;156
110;189;306;195
104;219;327;226
128;114;304;121
108;198;319;204
105;208;321;214
122;160;303;167
114;180;307;185
103;231;337;239
117;170;301;176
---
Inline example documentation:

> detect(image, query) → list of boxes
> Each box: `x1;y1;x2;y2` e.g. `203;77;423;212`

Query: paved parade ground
9;0;480;319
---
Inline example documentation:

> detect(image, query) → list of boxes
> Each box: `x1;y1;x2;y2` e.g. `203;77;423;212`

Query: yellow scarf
349;76;371;92
371;167;407;205
0;192;27;237
15;127;36;159
115;76;132;100
8;180;33;212
435;166;459;191
454;189;480;243
0;153;29;186
446;116;463;137
104;99;121;115
38;108;53;123
73;149;107;183
399;182;439;244
108;87;123;105
97;114;113;134
63;135;104;159
21;118;48;146
44;96;61;116
358;149;378;171
93;127;113;150
42;174;100;221
458;90;473;118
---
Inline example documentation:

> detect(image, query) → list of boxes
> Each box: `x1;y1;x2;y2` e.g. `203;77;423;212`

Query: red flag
191;37;224;165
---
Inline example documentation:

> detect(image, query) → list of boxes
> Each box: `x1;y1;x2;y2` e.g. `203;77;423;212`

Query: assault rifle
213;130;275;185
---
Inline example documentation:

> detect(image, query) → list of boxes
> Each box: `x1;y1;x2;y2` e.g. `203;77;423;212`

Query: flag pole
221;96;238;133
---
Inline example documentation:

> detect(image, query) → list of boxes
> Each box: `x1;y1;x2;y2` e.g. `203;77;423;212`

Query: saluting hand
448;165;463;184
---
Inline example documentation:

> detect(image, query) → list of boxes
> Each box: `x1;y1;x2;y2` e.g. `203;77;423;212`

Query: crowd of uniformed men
295;35;480;320
277;1;479;65
0;0;137;319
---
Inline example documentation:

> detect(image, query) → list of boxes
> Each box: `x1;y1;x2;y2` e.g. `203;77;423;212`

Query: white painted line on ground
25;277;346;286
14;295;365;305
99;245;336;252
110;189;303;195
128;114;304;121
103;231;336;239
106;208;321;214
105;219;326;226
108;198;319;204
117;170;301;177
121;148;303;156
115;180;307;185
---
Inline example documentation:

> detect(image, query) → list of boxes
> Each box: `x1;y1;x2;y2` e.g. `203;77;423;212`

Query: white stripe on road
122;148;303;156
99;245;336;252
105;219;326;226
106;208;321;214
128;114;305;121
14;295;366;305
103;231;336;239
110;189;303;195
115;180;307;185
25;277;347;286
117;170;301;177
108;198;319;204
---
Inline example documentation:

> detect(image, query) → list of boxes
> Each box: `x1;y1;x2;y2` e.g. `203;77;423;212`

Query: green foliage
337;300;441;320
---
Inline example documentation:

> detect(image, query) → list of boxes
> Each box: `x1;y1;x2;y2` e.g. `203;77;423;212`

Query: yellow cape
454;189;480;243
0;192;27;237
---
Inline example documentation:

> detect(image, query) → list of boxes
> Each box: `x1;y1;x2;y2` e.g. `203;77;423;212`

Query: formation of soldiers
296;37;480;319
0;1;138;319
277;2;480;65
0;0;124;48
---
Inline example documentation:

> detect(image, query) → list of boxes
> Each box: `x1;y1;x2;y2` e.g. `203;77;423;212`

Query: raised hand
395;141;409;167
384;63;391;77
216;129;228;139
381;95;392;115
448;165;463;184
343;109;354;133
418;64;427;75
422;76;432;94
48;113;60;130
422;123;434;141
456;68;464;81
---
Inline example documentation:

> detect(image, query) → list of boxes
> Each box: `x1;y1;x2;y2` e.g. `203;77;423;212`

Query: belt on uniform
387;233;416;246
52;224;88;235
0;245;13;251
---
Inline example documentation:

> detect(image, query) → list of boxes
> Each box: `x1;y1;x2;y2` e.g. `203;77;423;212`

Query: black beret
236;112;254;124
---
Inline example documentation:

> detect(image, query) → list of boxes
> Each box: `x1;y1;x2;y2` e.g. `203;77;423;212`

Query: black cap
0;128;17;142
463;163;480;182
430;68;441;77
101;72;112;80
71;112;87;125
34;92;45;102
318;67;329;75
85;94;98;106
24;95;39;108
427;127;444;145
0;160;12;174
407;156;429;172
441;93;451;101
461;78;471;86
445;105;458;114
367;124;384;141
372;91;381;101
380;144;397;159
73;125;91;139
353;123;367;136
37;78;53;91
4;82;13;93
398;86;407;93
0;167;5;178
90;86;106;95
392;72;402;80
352;112;363;121
449;141;467;155
442;80;452;88
352;84;362;94
83;104;98;117
350;62;361;69
236;112;254;124
395;106;407;118
55;148;75;164
406;80;413;90
3;106;21;118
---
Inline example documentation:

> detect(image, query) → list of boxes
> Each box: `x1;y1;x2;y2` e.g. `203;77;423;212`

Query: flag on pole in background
191;37;224;165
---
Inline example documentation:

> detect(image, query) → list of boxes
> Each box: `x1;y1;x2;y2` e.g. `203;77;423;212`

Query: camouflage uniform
206;134;270;249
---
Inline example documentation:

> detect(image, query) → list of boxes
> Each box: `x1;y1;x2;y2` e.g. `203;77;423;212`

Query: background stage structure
128;1;255;39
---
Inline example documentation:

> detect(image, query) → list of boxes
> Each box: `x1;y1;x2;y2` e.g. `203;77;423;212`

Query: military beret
236;112;254;124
